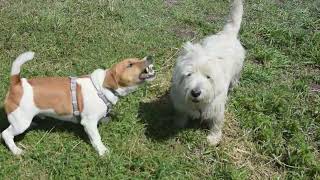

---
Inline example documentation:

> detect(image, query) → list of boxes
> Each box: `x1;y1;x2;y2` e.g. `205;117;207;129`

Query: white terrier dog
170;0;245;146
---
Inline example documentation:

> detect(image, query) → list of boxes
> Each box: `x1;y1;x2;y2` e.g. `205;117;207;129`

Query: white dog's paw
97;145;110;156
207;132;222;146
12;147;24;156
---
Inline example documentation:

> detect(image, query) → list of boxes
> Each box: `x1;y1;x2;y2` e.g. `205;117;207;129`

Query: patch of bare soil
275;0;285;5
0;0;9;8
206;14;224;23
171;25;196;39
310;84;320;93
164;0;178;8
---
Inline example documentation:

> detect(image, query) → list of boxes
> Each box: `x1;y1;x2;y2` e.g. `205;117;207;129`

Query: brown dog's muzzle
139;56;155;81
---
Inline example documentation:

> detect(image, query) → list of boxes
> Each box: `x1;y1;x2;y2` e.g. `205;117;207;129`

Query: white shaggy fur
170;0;245;146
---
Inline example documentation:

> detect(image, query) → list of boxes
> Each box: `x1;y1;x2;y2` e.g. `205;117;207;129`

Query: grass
0;0;319;179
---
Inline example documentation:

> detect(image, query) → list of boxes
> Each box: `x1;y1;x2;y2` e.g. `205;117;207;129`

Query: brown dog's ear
103;69;119;90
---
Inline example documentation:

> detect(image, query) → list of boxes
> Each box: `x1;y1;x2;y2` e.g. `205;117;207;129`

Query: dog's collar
106;87;120;97
90;69;119;105
90;76;113;107
89;69;120;118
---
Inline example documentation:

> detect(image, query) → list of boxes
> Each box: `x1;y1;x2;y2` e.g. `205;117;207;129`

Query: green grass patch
0;0;319;179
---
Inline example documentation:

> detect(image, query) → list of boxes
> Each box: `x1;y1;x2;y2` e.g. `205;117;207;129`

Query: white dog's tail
10;51;34;85
223;0;243;37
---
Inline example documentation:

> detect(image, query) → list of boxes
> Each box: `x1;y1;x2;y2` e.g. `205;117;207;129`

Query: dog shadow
0;108;9;132
138;91;205;141
0;107;113;145
138;92;178;141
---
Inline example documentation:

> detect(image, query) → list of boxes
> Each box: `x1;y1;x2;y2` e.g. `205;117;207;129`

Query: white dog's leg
229;72;241;91
2;110;34;155
81;117;109;156
2;125;24;155
207;95;226;146
207;111;224;146
173;111;188;128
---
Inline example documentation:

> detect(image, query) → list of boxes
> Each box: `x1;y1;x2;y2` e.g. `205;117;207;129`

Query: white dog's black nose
191;89;201;98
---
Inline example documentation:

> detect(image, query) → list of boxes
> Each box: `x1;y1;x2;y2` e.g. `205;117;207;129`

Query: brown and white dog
2;51;155;156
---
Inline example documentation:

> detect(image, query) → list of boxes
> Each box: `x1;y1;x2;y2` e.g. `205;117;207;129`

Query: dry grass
222;113;286;179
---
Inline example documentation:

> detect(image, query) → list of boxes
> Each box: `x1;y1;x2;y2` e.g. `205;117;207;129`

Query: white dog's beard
183;90;213;108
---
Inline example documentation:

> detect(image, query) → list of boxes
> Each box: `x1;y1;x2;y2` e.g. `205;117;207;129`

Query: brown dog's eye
127;63;133;68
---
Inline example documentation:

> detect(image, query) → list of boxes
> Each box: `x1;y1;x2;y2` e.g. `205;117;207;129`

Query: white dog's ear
183;42;195;52
183;42;203;55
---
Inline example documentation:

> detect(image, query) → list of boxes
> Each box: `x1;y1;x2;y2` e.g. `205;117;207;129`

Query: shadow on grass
0;107;9;132
0;107;99;145
138;92;178;141
138;91;206;141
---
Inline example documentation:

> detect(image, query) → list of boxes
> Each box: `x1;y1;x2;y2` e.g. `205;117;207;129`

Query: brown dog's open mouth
139;64;155;81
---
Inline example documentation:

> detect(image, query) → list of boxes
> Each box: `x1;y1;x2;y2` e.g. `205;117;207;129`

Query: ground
0;0;319;179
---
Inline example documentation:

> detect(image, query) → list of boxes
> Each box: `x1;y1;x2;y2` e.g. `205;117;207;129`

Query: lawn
0;0;319;179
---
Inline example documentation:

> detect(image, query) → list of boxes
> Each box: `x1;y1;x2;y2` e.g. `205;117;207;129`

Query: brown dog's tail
10;51;35;86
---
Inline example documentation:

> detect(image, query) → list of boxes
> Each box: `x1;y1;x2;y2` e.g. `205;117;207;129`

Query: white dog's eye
206;75;211;79
187;73;192;77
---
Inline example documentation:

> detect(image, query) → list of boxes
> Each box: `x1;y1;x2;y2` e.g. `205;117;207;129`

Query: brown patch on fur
103;58;148;90
28;77;84;116
10;75;21;86
104;70;119;90
4;80;23;114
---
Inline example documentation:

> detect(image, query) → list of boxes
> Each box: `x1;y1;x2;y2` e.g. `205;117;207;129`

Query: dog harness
69;76;115;119
89;76;114;117
69;77;80;117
